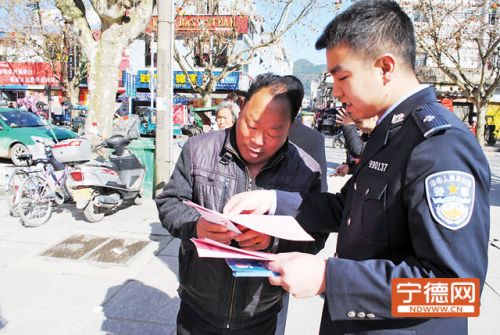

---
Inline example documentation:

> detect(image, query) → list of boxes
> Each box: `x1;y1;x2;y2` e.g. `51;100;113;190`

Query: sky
283;17;331;65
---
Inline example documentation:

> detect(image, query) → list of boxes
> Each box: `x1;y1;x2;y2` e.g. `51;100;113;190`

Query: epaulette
412;104;452;138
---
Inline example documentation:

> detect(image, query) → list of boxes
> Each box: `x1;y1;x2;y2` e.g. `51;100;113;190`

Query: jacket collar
353;86;438;178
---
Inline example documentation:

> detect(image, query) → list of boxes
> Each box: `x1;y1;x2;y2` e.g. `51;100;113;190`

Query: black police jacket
294;87;490;335
156;127;327;329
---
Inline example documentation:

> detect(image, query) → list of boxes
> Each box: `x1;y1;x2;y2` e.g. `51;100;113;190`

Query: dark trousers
177;301;277;335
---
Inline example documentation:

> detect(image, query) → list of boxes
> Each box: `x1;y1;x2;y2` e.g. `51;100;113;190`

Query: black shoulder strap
219;152;233;165
412;104;452;138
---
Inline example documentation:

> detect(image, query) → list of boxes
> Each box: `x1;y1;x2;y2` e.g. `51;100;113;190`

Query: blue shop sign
135;70;240;91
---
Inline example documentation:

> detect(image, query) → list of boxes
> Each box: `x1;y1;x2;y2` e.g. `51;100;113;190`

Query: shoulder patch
425;171;475;230
413;105;452;138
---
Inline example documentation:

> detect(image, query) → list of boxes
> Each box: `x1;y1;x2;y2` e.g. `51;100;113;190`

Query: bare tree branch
172;0;317;106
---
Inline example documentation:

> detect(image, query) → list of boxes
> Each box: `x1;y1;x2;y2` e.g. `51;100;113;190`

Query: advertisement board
173;104;187;125
136;70;240;91
0;62;60;86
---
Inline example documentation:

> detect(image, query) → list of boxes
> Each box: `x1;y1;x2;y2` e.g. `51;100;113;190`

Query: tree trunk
475;102;486;147
84;42;125;143
203;93;212;107
66;82;80;106
202;80;219;107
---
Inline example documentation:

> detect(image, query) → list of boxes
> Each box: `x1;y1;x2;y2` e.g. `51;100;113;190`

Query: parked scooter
68;135;145;222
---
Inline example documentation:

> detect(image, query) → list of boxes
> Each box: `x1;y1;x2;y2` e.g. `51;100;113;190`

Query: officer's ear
376;53;396;84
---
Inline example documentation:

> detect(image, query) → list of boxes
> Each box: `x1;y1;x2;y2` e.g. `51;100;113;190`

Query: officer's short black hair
245;73;304;122
315;0;416;71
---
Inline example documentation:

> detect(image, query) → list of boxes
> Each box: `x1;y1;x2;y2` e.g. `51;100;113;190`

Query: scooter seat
104;136;131;149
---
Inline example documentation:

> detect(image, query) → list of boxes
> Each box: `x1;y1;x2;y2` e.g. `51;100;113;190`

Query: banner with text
136;70;240;91
0;62;60;86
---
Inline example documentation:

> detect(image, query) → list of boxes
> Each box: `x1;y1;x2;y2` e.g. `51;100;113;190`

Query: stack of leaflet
191;238;279;277
185;200;313;277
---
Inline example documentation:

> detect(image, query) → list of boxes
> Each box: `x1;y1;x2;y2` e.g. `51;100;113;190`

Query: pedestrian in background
334;108;377;176
223;1;490;334
155;73;327;335
215;100;240;130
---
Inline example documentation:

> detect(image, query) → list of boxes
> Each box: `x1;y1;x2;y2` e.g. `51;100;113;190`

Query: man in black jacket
155;73;327;334
223;1;490;334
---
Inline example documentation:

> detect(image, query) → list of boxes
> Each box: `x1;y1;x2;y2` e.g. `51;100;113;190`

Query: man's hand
196;217;238;245
223;190;274;215
335;108;354;126
234;226;272;251
333;164;350;177
267;252;326;298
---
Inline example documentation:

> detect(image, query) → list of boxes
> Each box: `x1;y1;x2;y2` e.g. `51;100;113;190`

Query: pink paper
231;214;314;242
184;200;241;233
184;200;313;241
191;238;276;261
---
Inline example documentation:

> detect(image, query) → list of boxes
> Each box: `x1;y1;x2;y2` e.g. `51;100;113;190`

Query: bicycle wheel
16;175;53;227
5;169;30;217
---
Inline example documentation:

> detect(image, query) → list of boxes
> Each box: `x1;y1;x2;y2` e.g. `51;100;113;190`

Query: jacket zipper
226;278;238;329
223;151;285;329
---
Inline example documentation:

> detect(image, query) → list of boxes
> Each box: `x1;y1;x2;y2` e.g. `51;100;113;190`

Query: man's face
236;88;292;167
327;45;389;121
216;108;235;129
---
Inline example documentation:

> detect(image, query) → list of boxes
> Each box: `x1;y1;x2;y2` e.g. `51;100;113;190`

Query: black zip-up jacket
155;126;327;329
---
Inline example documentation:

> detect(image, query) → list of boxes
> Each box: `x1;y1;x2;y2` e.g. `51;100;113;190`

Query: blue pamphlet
225;259;280;277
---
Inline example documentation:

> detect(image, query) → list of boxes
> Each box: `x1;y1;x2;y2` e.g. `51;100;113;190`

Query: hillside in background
293;59;326;95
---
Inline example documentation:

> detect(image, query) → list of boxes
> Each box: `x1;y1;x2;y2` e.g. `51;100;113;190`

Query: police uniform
294;87;490;334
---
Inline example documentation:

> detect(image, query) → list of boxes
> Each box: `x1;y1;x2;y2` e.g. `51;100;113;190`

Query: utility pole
155;0;174;196
150;32;155;109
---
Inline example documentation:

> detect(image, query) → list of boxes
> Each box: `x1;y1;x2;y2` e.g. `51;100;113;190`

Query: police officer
223;1;491;334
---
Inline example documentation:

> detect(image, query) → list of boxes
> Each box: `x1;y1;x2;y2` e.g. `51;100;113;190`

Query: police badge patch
425;171;475;230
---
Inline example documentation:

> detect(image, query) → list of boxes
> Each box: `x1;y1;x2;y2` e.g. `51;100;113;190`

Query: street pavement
0;140;498;334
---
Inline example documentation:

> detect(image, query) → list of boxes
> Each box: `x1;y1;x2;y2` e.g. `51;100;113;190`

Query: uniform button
367;313;376;319
347;311;356;318
346;218;351;226
353;182;357;190
357;312;366;318
365;187;370;195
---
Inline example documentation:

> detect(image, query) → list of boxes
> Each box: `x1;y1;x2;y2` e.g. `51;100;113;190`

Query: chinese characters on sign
0;62;60;86
125;72;136;97
134;70;240;91
392;278;480;317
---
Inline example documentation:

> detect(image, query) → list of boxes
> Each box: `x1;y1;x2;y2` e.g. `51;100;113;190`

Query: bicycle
4;160;41;217
14;143;73;227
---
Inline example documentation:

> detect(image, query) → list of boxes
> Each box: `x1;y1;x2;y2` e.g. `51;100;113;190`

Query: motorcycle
68;135;145;222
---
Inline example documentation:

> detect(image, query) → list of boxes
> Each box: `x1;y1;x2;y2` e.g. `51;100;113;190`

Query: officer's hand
223;190;274;215
196;217;238;245
267;252;326;298
235;227;272;251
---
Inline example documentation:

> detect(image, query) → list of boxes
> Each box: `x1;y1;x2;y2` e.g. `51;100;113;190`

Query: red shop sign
0;62;61;86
